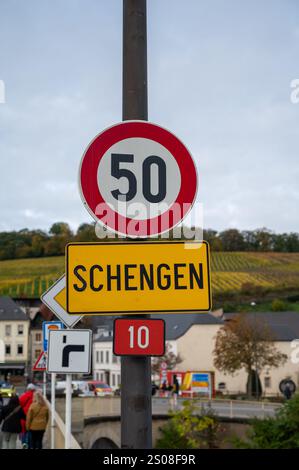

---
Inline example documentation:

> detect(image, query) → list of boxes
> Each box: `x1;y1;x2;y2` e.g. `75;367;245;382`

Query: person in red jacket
19;383;36;448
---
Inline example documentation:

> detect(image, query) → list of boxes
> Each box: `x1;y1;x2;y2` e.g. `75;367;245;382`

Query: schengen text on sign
66;241;211;315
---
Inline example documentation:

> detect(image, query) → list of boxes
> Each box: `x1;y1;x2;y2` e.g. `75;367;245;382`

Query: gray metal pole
122;0;148;121
121;0;152;449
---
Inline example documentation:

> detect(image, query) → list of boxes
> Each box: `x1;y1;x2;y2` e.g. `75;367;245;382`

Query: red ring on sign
79;121;197;237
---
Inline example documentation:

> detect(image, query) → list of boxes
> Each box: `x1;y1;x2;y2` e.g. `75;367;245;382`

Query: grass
223;300;299;313
0;251;299;301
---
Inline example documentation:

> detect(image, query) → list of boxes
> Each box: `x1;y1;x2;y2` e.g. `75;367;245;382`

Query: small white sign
41;275;82;328
47;329;92;374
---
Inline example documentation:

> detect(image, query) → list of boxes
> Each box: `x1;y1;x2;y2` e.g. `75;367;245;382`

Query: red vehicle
87;381;113;396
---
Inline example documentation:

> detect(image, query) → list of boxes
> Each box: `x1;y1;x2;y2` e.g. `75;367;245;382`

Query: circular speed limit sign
79;121;197;237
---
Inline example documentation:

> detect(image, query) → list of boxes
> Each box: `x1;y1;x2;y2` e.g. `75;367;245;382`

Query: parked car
71;381;93;397
0;381;16;398
54;381;81;396
88;381;113;396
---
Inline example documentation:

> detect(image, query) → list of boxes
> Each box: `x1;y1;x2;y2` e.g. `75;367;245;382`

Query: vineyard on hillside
0;251;299;299
211;252;299;294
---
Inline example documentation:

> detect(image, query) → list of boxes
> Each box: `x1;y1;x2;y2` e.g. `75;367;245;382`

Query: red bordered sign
113;318;165;356
32;351;47;371
79;121;197;237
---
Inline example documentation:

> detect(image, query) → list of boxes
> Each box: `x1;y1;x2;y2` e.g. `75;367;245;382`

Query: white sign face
97;137;181;219
41;275;82;328
47;329;92;374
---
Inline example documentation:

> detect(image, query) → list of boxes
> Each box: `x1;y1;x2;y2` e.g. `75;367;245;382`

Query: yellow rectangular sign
66;241;212;315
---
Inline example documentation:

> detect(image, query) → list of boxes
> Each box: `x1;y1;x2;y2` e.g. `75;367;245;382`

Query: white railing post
43;371;46;397
65;374;72;449
51;373;56;449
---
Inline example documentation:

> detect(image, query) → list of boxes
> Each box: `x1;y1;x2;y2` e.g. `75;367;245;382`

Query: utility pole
121;0;152;449
122;0;148;121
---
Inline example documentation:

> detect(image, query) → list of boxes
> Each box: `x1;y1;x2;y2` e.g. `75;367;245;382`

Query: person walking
170;375;180;411
19;383;36;448
0;395;25;449
26;392;49;449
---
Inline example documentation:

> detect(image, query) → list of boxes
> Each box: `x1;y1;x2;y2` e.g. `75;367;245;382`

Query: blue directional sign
42;321;64;352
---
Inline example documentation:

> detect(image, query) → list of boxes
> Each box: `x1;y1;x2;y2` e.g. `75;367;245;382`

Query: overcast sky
0;0;299;233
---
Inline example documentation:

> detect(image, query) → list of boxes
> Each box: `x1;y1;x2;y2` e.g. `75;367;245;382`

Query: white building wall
93;341;121;389
175;324;299;397
0;320;29;364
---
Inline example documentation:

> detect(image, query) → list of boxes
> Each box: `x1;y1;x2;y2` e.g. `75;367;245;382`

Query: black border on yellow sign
66;240;212;315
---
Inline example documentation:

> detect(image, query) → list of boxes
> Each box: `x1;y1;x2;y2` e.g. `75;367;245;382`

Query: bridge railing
81;395;282;421
192;398;281;419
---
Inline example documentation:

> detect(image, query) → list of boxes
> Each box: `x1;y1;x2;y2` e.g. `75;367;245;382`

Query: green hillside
0;251;299;300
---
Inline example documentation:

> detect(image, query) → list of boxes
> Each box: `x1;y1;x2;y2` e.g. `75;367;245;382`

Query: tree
156;400;219;449
151;343;183;376
242;230;259;251
272;233;288;252
203;229;223;251
76;223;98;242
49;222;73;237
271;299;287;312
285;232;299;252
235;394;299;449
213;315;287;398
254;228;273;251
218;229;245;251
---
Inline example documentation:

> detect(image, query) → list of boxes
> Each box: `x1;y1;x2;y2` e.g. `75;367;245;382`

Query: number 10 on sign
113;318;165;356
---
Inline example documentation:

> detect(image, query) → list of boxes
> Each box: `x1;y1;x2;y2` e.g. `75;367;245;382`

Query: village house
92;311;299;397
0;297;30;382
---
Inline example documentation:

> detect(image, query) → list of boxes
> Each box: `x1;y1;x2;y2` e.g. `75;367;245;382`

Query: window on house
5;344;11;355
18;324;24;335
96;373;100;381
35;349;41;359
100;351;104;363
96;351;99;363
35;333;41;342
17;345;23;355
106;351;109;363
264;377;271;388
5;325;11;336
